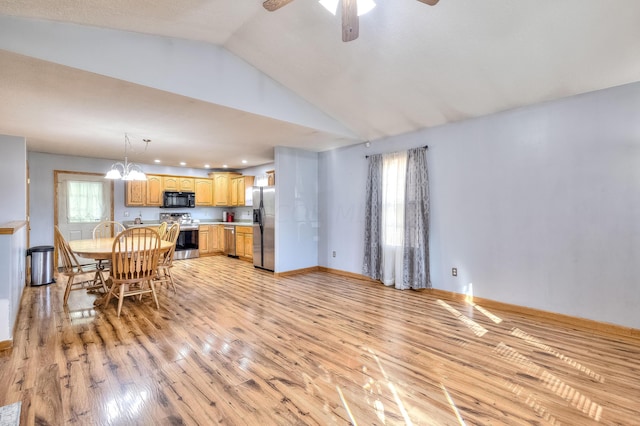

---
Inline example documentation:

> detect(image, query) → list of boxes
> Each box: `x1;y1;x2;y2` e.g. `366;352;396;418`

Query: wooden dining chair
155;222;180;292
92;220;126;238
91;220;126;284
54;226;106;305
156;222;168;239
104;227;162;317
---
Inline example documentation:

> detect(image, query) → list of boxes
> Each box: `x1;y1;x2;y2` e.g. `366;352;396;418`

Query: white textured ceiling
1;0;639;169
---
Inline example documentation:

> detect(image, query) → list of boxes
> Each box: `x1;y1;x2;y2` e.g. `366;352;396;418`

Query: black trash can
27;245;56;286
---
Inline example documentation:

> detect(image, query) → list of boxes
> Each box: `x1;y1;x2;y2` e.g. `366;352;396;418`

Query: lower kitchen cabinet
198;225;210;254
211;225;224;253
199;224;224;256
235;226;253;260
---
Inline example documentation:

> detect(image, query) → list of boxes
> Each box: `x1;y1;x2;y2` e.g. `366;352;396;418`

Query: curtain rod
365;145;428;159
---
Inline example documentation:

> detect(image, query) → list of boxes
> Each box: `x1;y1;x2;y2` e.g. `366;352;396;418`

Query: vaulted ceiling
1;0;639;169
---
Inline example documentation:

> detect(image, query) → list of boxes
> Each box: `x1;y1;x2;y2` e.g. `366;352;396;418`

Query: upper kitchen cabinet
231;176;255;206
178;177;195;191
194;178;213;206
125;181;146;206
210;172;240;206
146;175;163;206
163;176;195;192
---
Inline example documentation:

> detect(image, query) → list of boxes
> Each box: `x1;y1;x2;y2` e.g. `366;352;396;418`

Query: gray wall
319;81;640;330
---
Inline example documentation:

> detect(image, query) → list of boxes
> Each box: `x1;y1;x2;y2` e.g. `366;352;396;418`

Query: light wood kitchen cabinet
210;172;240;206
125;181;146;206
162;176;179;191
199;224;224;256
163;176;194;192
178;177;195;191
235;226;253;260
211;225;224;252
145;175;163;206
231;176;255;206
194;178;213;206
198;225;210;254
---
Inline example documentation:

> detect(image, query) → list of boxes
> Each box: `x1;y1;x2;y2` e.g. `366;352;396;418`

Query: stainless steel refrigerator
253;186;275;271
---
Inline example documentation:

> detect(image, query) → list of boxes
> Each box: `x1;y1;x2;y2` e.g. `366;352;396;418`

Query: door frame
53;170;115;266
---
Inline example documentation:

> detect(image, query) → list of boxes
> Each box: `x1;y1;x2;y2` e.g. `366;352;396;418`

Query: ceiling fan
263;0;439;42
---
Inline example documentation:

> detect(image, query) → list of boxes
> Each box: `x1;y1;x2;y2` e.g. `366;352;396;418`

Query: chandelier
105;133;147;181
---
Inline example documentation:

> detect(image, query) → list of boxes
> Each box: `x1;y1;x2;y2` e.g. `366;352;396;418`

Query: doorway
54;171;114;265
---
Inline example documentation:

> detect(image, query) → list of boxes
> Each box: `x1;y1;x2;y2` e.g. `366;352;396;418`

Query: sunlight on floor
510;327;605;383
436;300;488;337
494;342;603;421
439;383;466;426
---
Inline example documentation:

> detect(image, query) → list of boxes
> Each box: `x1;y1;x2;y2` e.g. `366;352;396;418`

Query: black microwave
162;191;195;208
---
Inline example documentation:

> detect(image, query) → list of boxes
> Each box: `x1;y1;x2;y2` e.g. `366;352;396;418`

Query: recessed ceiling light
180;162;186;166
204;164;210;168
223;164;228;168
242;160;248;164
154;159;161;163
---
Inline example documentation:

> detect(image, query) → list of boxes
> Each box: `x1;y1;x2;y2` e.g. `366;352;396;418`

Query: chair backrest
54;225;82;273
157;222;168;239
111;228;162;283
163;223;180;242
160;223;180;265
93;221;125;239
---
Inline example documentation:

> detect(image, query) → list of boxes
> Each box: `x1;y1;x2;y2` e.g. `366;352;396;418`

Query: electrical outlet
332;251;336;258
452;267;457;277
124;211;130;217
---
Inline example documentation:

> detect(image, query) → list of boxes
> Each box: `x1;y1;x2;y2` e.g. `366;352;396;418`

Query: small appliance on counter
222;211;235;222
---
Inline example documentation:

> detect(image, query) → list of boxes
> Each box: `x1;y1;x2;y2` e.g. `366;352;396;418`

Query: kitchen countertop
123;220;252;228
198;221;253;226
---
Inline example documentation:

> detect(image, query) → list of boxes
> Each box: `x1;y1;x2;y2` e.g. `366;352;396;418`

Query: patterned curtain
363;154;383;279
401;147;431;289
363;147;431;290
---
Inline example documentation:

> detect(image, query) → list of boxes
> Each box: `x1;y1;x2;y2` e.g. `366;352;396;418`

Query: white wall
0;134;27;342
0;135;27;223
275;147;318;273
319;81;640;330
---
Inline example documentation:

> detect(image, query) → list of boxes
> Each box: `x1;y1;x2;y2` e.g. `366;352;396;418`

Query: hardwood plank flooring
1;255;639;425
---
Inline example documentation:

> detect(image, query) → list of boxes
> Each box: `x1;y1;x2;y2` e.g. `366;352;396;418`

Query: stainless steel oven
160;212;199;259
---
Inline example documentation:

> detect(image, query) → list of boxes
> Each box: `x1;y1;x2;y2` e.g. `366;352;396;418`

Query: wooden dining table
68;237;175;306
69;237;174;260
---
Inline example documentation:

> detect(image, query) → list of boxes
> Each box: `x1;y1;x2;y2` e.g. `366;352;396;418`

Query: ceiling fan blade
417;0;439;5
342;0;359;42
263;0;296;12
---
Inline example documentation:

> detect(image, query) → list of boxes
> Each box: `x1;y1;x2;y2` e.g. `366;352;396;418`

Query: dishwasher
224;226;237;257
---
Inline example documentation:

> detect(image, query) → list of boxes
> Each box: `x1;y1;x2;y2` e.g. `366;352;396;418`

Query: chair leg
168;271;177;293
103;279;117;307
63;275;74;305
116;284;125;317
149;280;160;310
97;269;109;292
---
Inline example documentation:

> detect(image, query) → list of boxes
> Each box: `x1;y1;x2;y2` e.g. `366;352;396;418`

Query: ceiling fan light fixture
319;0;375;16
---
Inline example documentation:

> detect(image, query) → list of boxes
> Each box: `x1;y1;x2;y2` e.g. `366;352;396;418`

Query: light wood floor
1;255;639;425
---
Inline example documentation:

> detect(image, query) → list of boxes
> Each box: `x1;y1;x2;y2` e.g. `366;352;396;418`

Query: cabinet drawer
235;226;252;234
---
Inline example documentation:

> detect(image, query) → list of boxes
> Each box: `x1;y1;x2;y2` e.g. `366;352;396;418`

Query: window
66;180;104;223
381;151;407;248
